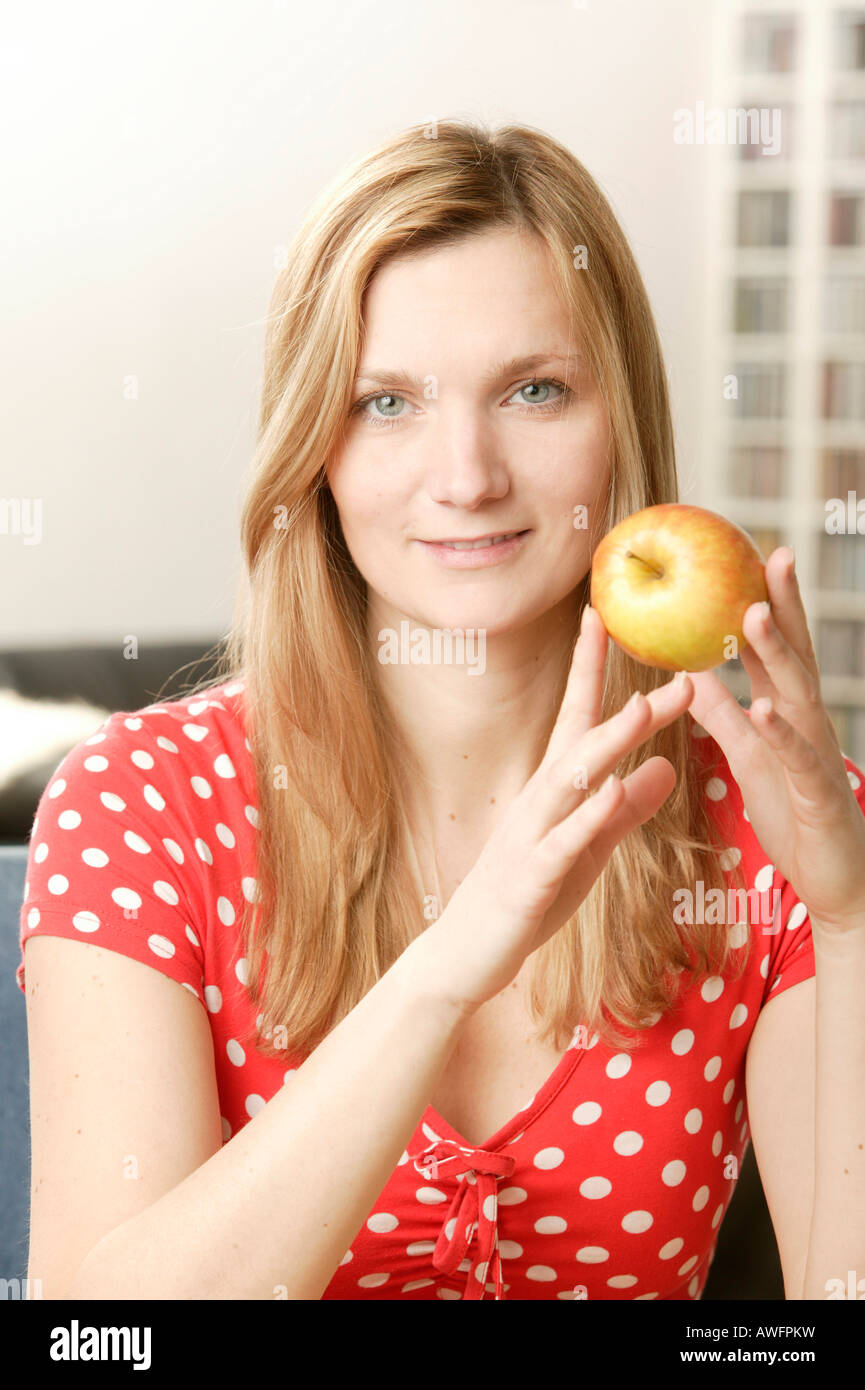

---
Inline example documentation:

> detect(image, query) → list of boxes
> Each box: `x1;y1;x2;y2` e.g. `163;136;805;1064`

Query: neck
368;581;588;886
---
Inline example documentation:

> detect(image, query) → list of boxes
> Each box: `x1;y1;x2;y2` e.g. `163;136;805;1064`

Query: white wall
1;0;716;646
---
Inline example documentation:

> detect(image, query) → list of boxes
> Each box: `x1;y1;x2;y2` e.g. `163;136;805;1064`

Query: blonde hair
183;119;749;1060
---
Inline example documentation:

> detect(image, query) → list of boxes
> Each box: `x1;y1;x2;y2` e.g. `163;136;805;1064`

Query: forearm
801;916;865;1300
68;936;472;1300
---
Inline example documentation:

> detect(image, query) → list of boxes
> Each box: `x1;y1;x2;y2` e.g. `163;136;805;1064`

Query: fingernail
673;669;688;684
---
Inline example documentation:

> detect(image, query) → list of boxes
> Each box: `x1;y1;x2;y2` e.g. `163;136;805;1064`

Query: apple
589;503;769;671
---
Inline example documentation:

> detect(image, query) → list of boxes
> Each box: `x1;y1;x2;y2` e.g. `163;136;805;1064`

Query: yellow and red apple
590;503;769;671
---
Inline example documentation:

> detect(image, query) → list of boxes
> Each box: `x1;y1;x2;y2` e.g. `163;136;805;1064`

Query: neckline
422;1026;592;1152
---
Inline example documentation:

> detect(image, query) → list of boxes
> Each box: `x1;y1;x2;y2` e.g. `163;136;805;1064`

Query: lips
427;530;524;550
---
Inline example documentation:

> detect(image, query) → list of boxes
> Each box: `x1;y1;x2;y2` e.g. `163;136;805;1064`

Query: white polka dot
73;911;100;933
704;1055;722;1082
148;935;175;960
700;976;724;1003
786;901;808;932
579;1176;612;1199
235;957;248;985
498;1187;528;1205
245;805;259;828
534;1215;567;1234
684;1108;703;1134
183;723;209;742
26;908;40;928
662;1160;686;1186
111;886;141;910
622;1210;653;1233
143;785;165;811
847;768;861;790
164;839;185;864
607;1273;638;1288
728;920;749;948
734;1099;744;1123
357;1273;389;1288
57;810;81;830
124;831;151;854
533;1147;565;1170
156;736;179;753
606;1053;631;1079
613;1131;643;1156
679;1255;699;1276
572;1102;602;1125
367;1212;399;1233
244;1094;265;1118
671;1029;694;1055
83;756;109;773
525;1265;557;1281
711;1204;725;1228
34;843;49;862
659;1237;684;1259
241;877;258;902
498;1239;522;1259
706;777;727;801
406;1240;437;1255
712;1131;723;1157
205;985;223;1013
214;754;236;779
719;847;741;871
81;848;109;867
576;1247;609;1263
692;1186;710;1212
185;924;200;948
415;1187;448;1204
754;863;775;893
100;791;125;812
124;717;143;730
86;731;107;744
216;823;236;848
191;776;212;799
226;1038;246;1067
688;1274;700;1295
195;838;213;865
645;1081;671;1106
221;1117;232;1142
723;1079;735;1103
130;750;154;770
729;1003;748;1029
154;881;179;905
47;779;66;799
218;897;236;926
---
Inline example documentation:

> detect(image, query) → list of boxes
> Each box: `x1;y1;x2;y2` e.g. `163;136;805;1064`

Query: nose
421;407;511;509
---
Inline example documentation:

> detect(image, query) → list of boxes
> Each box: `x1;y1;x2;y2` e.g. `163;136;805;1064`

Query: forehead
358;228;576;360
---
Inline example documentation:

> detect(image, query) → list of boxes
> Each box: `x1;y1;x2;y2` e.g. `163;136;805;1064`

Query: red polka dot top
16;679;865;1300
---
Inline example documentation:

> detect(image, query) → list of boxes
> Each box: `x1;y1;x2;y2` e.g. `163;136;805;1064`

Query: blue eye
349;377;572;430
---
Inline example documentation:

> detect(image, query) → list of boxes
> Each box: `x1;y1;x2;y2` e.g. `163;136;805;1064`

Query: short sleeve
16;710;207;1006
761;752;865;1006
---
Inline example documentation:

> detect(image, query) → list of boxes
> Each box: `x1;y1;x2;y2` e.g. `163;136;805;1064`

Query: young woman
18;121;865;1302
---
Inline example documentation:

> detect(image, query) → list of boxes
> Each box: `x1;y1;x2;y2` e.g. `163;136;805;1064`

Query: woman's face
326;225;612;639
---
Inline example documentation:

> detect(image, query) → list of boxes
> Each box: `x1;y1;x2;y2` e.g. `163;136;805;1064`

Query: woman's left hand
682;545;865;934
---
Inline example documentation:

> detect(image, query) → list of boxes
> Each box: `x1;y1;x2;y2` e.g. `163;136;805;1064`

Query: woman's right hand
411;604;694;1016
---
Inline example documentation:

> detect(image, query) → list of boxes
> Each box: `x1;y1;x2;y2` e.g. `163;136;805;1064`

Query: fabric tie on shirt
411;1137;516;1300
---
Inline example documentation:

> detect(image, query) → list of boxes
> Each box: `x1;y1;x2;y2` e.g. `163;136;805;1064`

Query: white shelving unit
699;1;865;763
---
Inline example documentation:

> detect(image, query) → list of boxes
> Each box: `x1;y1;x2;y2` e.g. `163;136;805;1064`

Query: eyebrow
353;350;583;390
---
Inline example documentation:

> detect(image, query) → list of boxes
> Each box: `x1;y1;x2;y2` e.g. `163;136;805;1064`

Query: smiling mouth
427;530;527;550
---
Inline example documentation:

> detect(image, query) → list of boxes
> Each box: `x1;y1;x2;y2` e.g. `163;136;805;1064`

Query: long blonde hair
184;119;748;1060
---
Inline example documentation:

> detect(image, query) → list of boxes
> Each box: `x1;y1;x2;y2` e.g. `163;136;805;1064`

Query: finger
685;668;768;788
545;755;677;869
530;671;692;834
757;547;820;684
543;604;607;763
749;697;851;824
742;595;827;747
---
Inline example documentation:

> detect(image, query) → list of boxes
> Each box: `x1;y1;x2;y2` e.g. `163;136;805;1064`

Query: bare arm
27;931;469;1301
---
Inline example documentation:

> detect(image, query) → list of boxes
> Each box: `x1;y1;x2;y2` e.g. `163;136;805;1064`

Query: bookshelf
701;1;865;766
